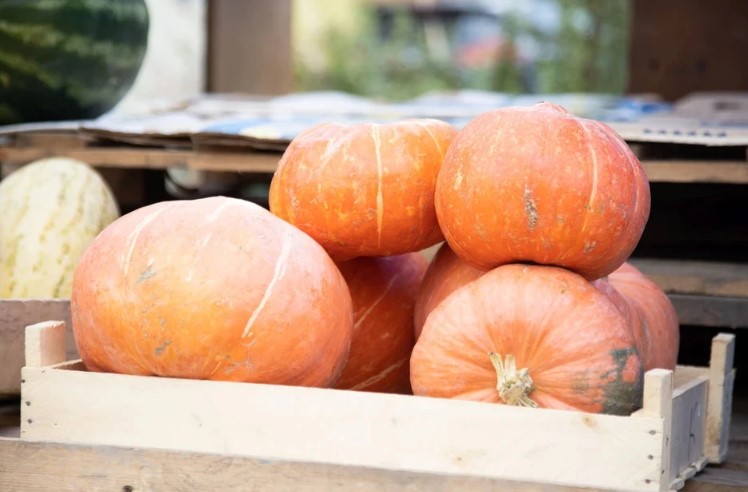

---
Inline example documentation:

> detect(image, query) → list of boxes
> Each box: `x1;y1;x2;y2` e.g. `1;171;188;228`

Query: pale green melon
0;157;120;298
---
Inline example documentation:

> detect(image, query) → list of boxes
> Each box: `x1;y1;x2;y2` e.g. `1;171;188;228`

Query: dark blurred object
0;0;150;125
628;0;748;101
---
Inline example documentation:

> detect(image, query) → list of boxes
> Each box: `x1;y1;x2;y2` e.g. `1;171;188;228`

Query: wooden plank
19;366;665;490
684;467;748;491
24;321;67;368
641;369;673;490
207;0;293;95
707;334;737;463
629;259;748;298
13;132;89;149
674;367;710;391
3;145;747;183
668;295;748;329
0;437;594;492
670;378;708;485
640;160;748;185
0;146;280;173
0;300;73;396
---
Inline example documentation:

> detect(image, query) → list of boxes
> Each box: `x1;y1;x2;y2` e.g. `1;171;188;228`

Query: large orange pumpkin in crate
411;264;643;415
269;119;457;261
334;253;427;394
71;196;354;387
435;102;650;280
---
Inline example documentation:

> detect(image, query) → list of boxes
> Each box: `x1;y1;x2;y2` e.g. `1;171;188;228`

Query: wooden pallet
1;129;747;184
0;321;736;491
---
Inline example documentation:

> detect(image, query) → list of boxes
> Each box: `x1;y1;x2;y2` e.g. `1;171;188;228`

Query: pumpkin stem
488;352;538;408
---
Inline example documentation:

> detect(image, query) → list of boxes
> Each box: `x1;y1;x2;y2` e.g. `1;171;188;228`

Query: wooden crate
0;300;73;395
7;320;736;491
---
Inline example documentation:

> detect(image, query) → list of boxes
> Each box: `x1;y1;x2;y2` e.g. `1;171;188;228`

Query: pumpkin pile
68;103;679;416
410;103;677;415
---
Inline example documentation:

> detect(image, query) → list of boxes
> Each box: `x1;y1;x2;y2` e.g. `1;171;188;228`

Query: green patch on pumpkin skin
601;347;644;416
137;265;156;284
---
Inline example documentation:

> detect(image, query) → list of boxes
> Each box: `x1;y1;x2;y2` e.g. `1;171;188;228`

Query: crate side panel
669;378;708;483
21;367;664;491
0;436;602;492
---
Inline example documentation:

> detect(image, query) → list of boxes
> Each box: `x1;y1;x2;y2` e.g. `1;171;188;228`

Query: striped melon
0;157;119;298
0;0;149;125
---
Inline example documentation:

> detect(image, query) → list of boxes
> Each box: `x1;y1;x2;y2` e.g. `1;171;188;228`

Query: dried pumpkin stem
488;352;538;408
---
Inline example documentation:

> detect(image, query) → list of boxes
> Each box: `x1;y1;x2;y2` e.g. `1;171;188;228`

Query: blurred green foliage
294;0;632;99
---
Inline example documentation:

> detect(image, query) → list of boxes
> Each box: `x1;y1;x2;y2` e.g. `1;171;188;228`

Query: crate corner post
24;320;68;369
705;333;736;464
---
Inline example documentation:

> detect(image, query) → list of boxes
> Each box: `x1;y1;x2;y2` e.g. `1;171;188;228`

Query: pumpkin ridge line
353;269;405;331
122;204;174;277
413;119;443;155
241;234;292;338
371;125;385;249
577;120;599;237
206;199;233;222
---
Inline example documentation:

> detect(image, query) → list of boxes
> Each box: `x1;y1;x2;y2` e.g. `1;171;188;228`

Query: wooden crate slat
19;364;666;490
0;146;280;173
3;139;748;183
0;437;594;492
641;160;748;184
668;295;748;329
630;259;748;299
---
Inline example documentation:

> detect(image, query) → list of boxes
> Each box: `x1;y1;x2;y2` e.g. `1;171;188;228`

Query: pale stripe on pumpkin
241;234;292;338
371;125;385;249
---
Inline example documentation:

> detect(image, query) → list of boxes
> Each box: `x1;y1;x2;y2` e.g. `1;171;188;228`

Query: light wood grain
707;334;737;463
13;327;735;491
0;437;596;492
19;364;666;491
641;369;673;489
24;321;67;368
670;377;708;485
0;300;73;395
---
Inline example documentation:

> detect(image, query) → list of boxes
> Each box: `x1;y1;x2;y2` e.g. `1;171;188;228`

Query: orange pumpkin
435;102;650;280
603;262;679;371
413;242;485;339
335;253;427;393
592;275;648;368
71;196;354;387
411;264;643;415
269;119;457;261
